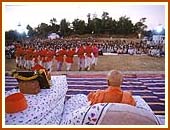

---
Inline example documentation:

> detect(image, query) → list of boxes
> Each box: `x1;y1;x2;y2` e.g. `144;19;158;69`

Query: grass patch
5;55;165;72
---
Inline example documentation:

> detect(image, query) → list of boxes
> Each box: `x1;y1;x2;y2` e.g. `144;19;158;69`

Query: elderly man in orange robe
87;70;136;106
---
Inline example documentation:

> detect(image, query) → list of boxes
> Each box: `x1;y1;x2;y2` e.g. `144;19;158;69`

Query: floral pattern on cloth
61;94;89;124
63;94;89;115
5;76;68;125
37;98;65;125
61;103;110;125
82;103;111;125
61;94;111;125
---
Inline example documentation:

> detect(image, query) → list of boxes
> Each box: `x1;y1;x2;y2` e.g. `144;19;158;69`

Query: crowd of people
13;38;99;72
5;37;165;71
99;39;165;56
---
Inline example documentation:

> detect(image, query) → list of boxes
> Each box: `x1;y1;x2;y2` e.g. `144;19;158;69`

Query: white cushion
100;103;159;125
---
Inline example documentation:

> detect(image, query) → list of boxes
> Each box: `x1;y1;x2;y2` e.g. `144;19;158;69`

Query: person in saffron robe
87;70;136;106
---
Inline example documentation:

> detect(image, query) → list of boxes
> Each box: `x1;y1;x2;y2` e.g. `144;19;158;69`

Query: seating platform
5;75;165;125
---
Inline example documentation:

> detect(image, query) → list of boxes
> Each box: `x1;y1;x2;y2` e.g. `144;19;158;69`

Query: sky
4;2;166;33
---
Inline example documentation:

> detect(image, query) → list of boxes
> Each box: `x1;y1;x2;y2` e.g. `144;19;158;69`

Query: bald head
107;70;123;87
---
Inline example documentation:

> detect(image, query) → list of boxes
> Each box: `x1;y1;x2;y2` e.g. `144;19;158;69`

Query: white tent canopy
48;33;60;40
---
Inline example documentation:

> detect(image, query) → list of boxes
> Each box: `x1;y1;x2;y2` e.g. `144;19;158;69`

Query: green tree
92;18;102;34
101;12;115;35
117;16;134;35
49;18;60;33
5;30;27;41
26;25;36;37
72;19;86;34
50;18;57;25
5;30;18;41
101;11;109;20
86;13;102;35
111;19;117;34
86;13;93;34
36;23;49;37
60;19;70;36
87;13;91;23
134;18;147;35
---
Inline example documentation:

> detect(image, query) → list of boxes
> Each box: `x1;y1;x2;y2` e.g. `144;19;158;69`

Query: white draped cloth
61;94;111;125
61;94;158;125
5;76;68;125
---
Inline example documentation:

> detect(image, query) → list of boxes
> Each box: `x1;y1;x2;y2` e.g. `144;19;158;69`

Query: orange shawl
88;86;136;106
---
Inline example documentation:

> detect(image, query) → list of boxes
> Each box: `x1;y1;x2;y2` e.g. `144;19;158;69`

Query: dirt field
5;55;165;72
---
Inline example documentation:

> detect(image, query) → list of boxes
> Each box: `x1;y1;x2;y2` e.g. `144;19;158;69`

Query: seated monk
87;70;136;106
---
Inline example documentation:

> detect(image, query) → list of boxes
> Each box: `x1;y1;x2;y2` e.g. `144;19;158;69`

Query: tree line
6;11;149;41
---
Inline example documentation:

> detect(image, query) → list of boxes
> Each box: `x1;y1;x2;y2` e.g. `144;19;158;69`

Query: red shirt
65;49;75;63
32;50;39;58
32;64;45;71
85;46;92;58
40;49;48;57
56;49;66;62
34;57;38;63
77;47;85;59
24;53;30;60
15;48;22;57
92;46;99;57
27;49;33;60
46;50;55;61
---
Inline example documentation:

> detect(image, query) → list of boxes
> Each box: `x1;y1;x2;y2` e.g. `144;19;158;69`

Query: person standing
15;46;22;68
47;49;55;72
56;47;66;71
77;44;85;71
65;47;75;71
91;44;99;70
41;48;48;69
84;43;93;71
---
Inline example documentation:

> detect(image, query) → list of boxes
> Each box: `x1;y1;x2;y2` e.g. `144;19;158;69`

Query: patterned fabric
61;103;110;125
62;94;89;118
37;98;65;125
81;103;110;125
61;94;157;125
5;76;68;125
